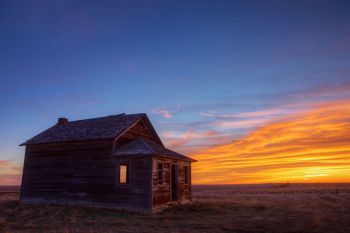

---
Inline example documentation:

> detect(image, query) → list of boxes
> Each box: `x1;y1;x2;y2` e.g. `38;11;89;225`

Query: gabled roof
20;113;152;146
112;138;197;162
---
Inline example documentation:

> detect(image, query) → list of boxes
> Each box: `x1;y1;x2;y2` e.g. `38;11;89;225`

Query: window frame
184;165;189;184
157;162;164;185
119;163;129;184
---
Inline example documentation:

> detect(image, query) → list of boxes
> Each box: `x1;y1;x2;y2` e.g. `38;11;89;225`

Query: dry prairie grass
1;183;350;233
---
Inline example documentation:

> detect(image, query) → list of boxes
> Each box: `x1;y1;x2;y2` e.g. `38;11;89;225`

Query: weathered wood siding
152;157;191;207
21;140;114;205
113;156;152;211
21;140;152;212
115;119;159;147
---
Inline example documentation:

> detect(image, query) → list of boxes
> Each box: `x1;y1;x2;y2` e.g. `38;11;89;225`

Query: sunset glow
191;100;350;184
1;1;350;186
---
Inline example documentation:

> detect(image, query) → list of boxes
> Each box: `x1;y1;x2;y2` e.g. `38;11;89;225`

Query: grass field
1;184;350;233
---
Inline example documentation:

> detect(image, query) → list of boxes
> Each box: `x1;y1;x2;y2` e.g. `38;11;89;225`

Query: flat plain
1;183;350;233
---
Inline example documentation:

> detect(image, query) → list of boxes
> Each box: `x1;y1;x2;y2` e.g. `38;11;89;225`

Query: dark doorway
171;164;178;201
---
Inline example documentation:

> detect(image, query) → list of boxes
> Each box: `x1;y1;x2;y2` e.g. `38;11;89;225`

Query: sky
1;0;350;185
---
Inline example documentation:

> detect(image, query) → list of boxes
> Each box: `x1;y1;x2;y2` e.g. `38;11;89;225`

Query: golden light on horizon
191;100;350;184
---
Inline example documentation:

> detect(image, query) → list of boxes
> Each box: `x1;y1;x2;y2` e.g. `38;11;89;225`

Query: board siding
152;157;192;208
21;139;152;212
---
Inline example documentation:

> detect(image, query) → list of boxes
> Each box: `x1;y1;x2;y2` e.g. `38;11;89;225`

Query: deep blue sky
1;0;350;184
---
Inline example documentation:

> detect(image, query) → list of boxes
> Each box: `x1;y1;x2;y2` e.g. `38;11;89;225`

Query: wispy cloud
197;105;303;133
162;129;234;154
151;108;173;118
191;99;350;184
0;160;22;185
211;118;271;129
163;129;218;147
0;160;10;167
289;82;350;100
201;108;299;119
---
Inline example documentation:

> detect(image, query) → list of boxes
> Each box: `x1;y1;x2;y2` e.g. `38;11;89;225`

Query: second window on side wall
184;165;189;184
157;162;164;185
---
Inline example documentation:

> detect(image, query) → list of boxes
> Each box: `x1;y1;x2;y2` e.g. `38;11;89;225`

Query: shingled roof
112;138;196;162
20;113;147;146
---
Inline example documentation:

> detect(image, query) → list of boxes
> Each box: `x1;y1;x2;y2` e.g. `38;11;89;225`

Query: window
157;162;164;185
184;165;189;184
119;164;129;184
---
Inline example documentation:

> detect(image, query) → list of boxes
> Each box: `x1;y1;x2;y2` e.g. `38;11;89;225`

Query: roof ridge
64;113;146;124
66;113;125;123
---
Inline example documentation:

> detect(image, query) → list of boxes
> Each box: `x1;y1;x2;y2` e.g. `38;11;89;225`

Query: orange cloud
212;118;271;129
163;129;218;143
0;160;10;167
0;160;22;185
191;100;350;184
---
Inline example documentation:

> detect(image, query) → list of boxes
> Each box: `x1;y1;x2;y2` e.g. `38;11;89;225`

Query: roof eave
111;152;196;162
19;137;116;147
154;154;197;162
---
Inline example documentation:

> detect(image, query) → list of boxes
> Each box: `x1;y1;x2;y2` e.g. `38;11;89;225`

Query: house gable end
113;115;164;150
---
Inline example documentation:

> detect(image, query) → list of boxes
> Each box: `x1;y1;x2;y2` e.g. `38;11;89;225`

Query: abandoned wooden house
20;113;196;213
